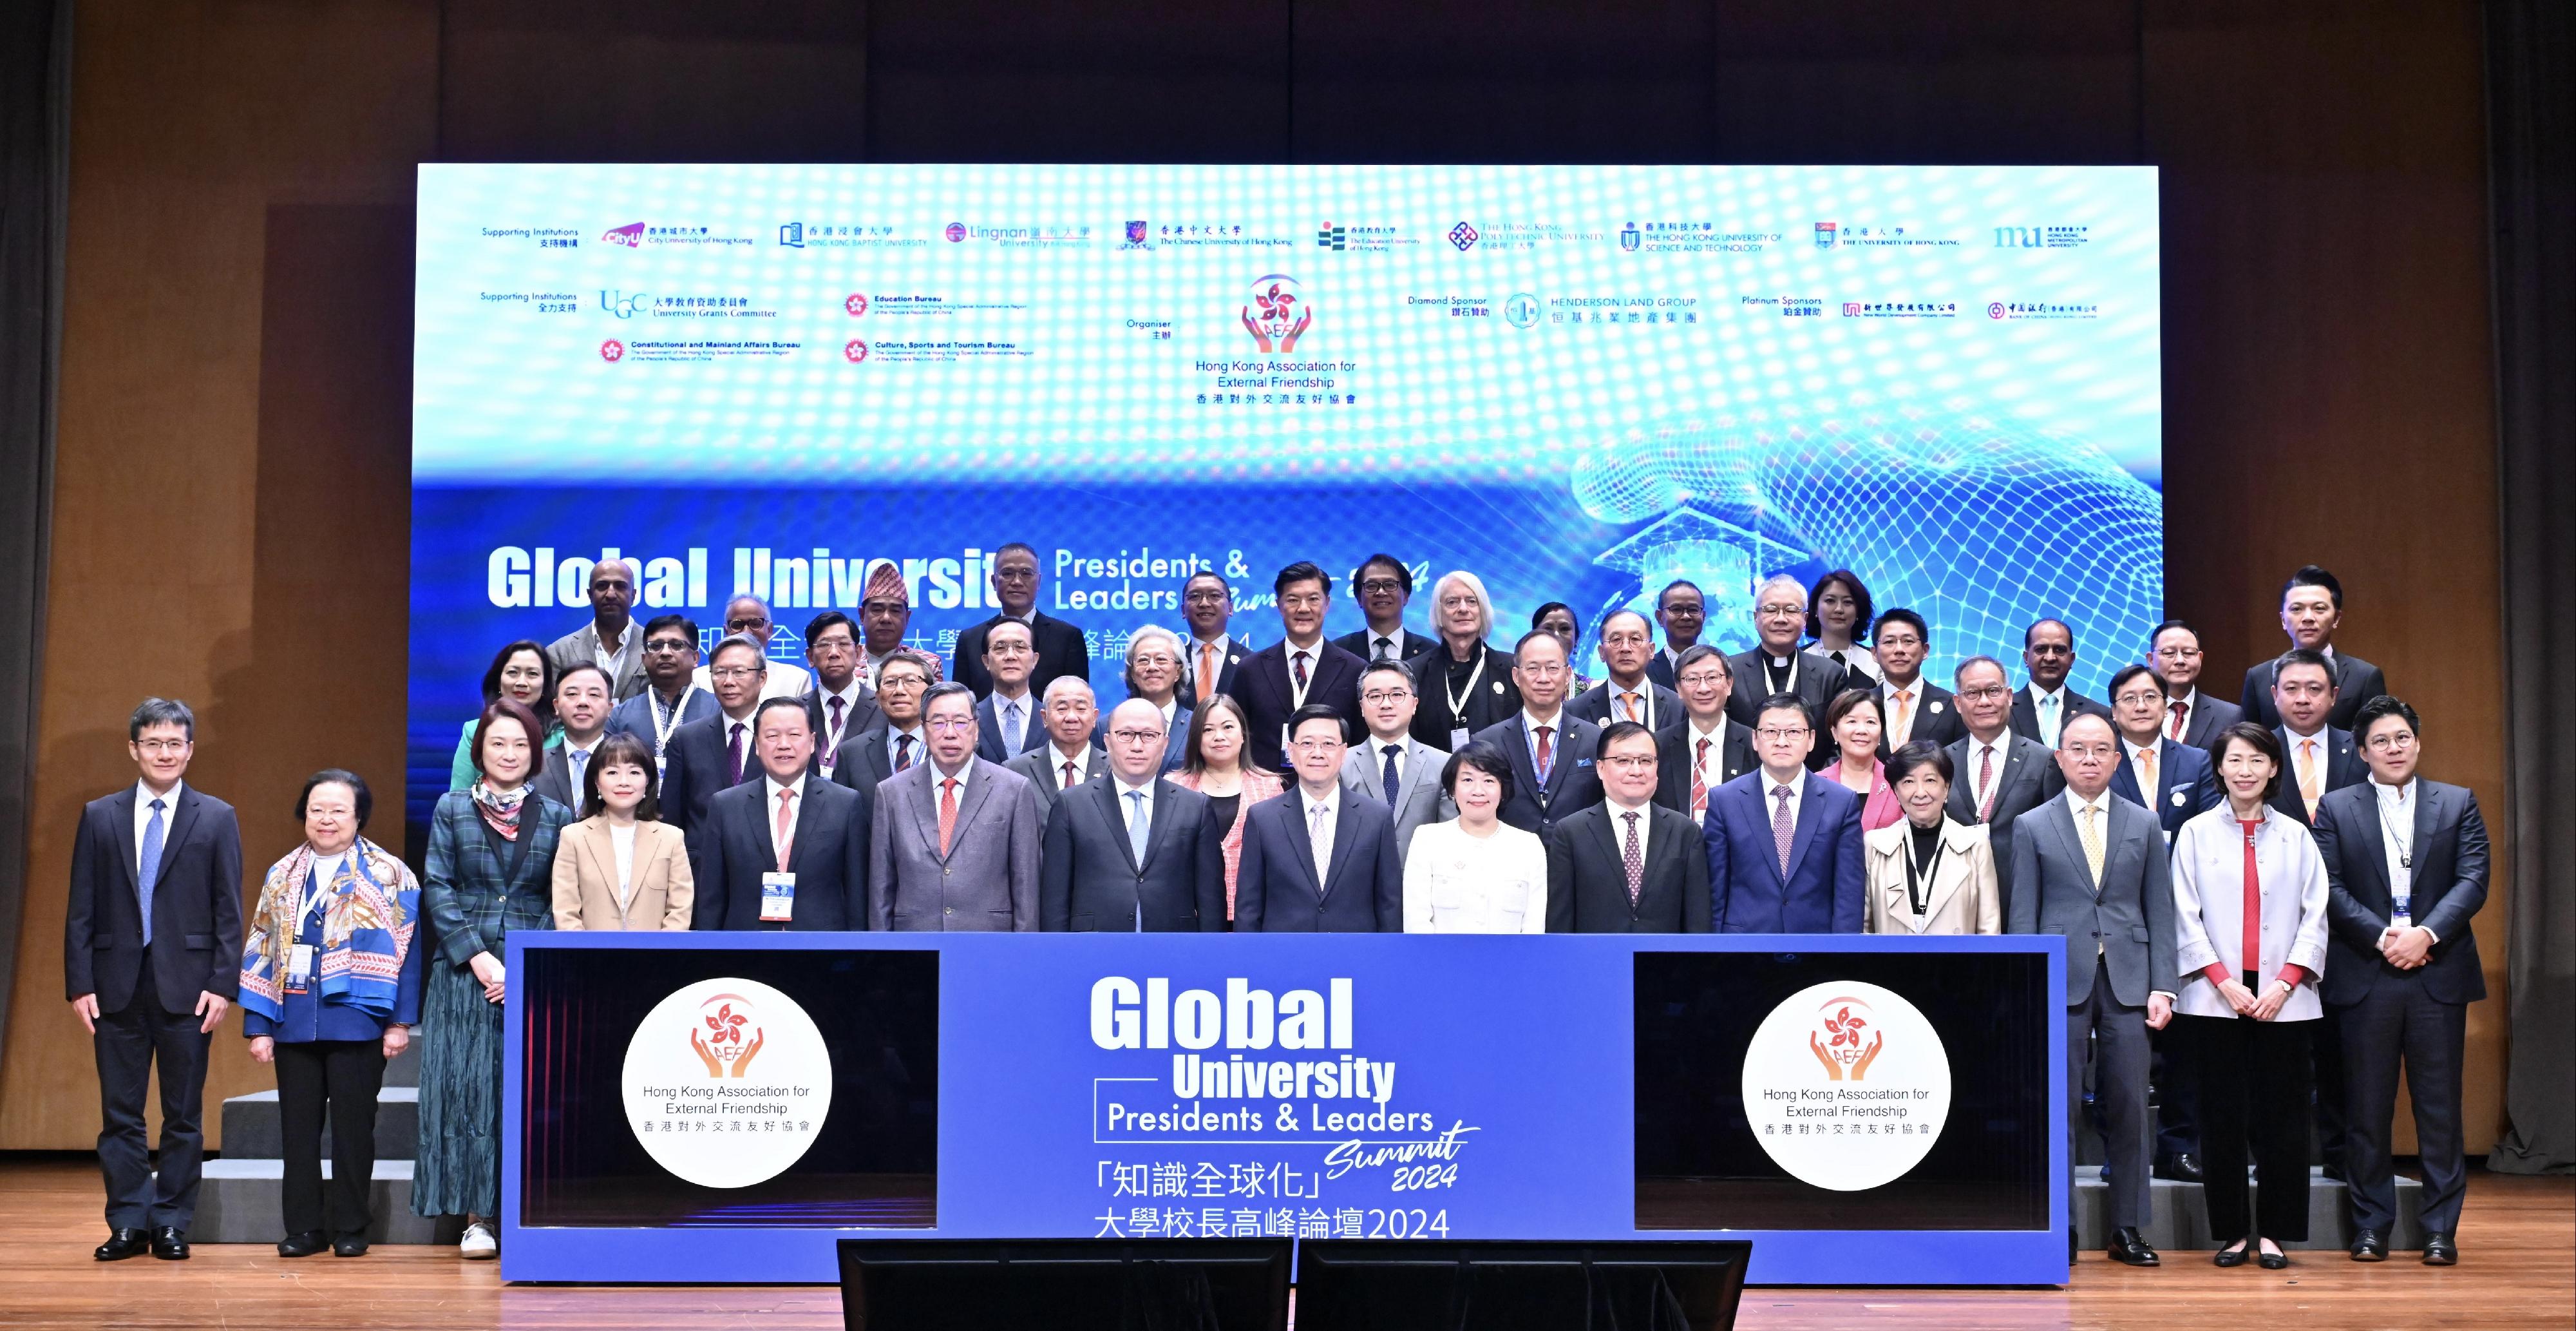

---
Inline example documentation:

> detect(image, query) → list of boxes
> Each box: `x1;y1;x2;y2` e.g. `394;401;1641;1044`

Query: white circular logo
1740;981;1950;1191
621;977;833;1189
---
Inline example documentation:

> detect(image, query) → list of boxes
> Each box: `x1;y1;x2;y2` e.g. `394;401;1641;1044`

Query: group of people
67;554;2483;1278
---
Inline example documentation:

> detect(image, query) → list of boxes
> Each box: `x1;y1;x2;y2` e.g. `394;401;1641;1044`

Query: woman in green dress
446;640;564;790
415;697;571;1259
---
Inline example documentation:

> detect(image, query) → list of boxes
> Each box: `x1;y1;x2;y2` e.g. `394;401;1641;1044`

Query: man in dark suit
831;648;934;798
1005;676;1106;826
800;611;879;782
66;698;242;1261
1946;655;2067;923
1871;608;1964;754
1331;553;1436;664
2008;711;2177;1268
2009;618;2110;749
1703;694;1866;934
2105;664;2219;845
693;697;870;930
1406;570;1520;751
1723;575;1850;756
1642;579;1706;690
971;619;1051;764
533;664;614;812
1472;630;1603;839
1654;644;1756;821
2239;565;2388;731
1235;705;1403;932
1567;610;1684;736
1235;561;1365;772
2267;648;2367;828
605;614;718;758
949;542;1091;700
2311;696;2485;1265
1548;722;1711;932
1041;699;1226;931
661;635;770;842
2146;618;2243;752
1178;570;1252;712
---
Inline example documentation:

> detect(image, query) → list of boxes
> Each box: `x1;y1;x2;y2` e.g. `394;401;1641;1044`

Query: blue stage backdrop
412;164;2161;817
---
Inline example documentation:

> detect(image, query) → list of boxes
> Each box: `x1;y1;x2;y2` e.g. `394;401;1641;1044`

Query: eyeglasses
1185;589;1231;604
1132;652;1179;669
1110;729;1164;745
643;640;692;655
133;739;190;755
925;718;976;734
1956;685;2010;702
1757;602;1805;618
1290;738;1343;754
2112;691;2163;707
708;666;764;682
1675;672;1726;689
1755;726;1811;743
1602;755;1658;772
1358;579;1405;595
1360;689;1413;705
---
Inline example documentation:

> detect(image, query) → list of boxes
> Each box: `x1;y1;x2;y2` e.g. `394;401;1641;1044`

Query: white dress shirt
134;779;184;867
2372;777;2436;938
2123;734;2166;801
608;821;638;896
1605;794;1654;861
2167;687;2206;742
1604;677;1656;727
591;620;639;683
2286;723;2329;794
1881;676;1923;747
1366;736;1410;794
1521;707;1568;776
992;688;1035;752
2029;685;2071;749
1283;638;1323;709
1965;734;2010;814
886;725;926;772
1362;629;1406;662
304;850;347;919
1684;720;1730;807
1302;784;1340;886
1047;742;1097;790
1402;821;1547;934
812;678;869;764
1764;771;1806;828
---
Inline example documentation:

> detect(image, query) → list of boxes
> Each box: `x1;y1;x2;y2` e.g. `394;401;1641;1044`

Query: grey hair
1042;674;1097;705
1754;573;1808;608
1429;570;1495;638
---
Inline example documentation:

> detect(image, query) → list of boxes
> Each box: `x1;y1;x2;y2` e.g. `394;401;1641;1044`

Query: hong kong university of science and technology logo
1241;274;1312;354
1620;224;1640;252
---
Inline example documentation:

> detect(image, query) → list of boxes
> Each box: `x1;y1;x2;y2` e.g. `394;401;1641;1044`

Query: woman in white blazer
1862;742;2000;935
1404;744;1548;933
2170;723;2331;1269
550;733;695;932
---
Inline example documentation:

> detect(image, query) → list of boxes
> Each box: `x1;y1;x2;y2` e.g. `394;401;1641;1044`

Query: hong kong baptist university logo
1240;274;1312;354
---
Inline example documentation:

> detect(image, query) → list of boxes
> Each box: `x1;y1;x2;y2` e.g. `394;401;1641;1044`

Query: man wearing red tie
1005;676;1106;826
1655;644;1755;820
1233;562;1365;773
2147;618;2244;752
692;697;869;930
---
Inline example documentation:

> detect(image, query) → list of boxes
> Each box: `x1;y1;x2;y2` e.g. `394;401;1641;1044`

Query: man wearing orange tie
1179;570;1250;711
1870;609;1964;754
2263;646;2367;1181
1569;610;1684;736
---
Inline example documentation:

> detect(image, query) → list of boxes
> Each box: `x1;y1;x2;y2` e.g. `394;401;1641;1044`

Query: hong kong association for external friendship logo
1241;274;1313;354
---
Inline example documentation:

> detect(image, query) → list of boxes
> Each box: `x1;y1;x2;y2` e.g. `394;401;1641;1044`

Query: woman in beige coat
1863;741;2000;935
551;732;694;931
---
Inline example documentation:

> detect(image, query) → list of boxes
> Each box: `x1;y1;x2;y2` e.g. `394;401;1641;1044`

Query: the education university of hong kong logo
1240;274;1312;354
1740;981;1950;1191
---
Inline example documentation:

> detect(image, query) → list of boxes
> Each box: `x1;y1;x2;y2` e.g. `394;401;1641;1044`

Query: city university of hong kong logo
1241;274;1312;354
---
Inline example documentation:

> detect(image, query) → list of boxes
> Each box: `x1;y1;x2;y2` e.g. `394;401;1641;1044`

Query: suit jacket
802;682;882;778
952;611;1091;700
1472;713;1604;838
869;758;1043;930
1642;645;1698;691
1653;722;1758;816
1405;643;1522;750
2268;725;2367;827
973;691;1053;764
2240;649;2389;731
2108;736;2219;845
1177;634;1251;712
530;738;608;814
1545;802;1711;933
2311;778;2489;1007
1332;626;1437;666
551;816;694;930
64;785;244;1015
2168;805;2332;1022
422;790;573;968
1722;649;1850;732
830;724;925;798
661;711;759;838
2170;688;2245;753
1006;742;1109;826
1874;678;1965;752
1944;733;2067;919
1703;771;1866;934
1340;736;1454;859
693;776;870;930
605;686;717;753
1233;790;1403;932
546;620;649;699
1566;679;1686;736
1039;777;1226;931
1864;818;2000;935
1235;638;1366;772
2008;685;2112;747
2007;792;2178;1008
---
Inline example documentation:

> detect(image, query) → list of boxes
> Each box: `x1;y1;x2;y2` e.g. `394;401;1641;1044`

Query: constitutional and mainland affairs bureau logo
621;977;833;1189
1740;981;1950;1192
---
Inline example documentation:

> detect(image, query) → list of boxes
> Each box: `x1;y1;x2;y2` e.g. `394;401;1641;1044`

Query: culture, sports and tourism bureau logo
622;977;832;1189
1241;274;1313;354
1740;981;1950;1191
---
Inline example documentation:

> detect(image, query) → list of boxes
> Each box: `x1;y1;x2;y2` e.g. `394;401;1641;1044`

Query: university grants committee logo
1241;274;1312;354
1739;981;1949;1191
621;977;833;1189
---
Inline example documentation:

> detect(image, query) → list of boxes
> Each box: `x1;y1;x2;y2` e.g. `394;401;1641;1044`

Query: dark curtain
2484;0;2575;1174
0;0;69;1074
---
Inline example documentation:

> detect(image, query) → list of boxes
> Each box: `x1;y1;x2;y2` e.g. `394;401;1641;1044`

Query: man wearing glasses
798;611;880;779
1473;630;1604;839
2146;618;2242;752
1944;654;2066;921
1723;575;1848;770
1235;705;1403;932
1039;699;1226;931
1332;553;1435;665
661;634;773;840
605;614;716;761
831;649;938;797
693;594;811;699
1177;571;1249;711
1340;662;1452;863
2009;618;2109;750
1548;720;1711;932
951;542;1092;701
1703;694;1865;933
869;682;1043;930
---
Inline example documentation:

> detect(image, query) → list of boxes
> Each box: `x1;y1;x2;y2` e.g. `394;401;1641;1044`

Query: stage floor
2;1157;2564;1328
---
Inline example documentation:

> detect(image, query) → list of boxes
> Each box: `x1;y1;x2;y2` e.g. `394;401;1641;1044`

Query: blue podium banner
502;933;2067;1285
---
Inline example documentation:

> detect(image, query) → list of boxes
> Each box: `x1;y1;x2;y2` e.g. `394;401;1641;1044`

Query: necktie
2239;818;2264;975
137;797;167;946
895;734;915;771
1772;785;1795;877
1198;642;1218;702
727;722;746;785
1976;745;2000;820
1003;700;1025;754
1690;738;1711;819
1380;743;1402;809
2079;802;2105;889
570;747;592;798
773;787;797;871
2167;698;2188;742
827;694;847;749
2140;745;2158;795
1620;691;1641;723
1374;636;1394;662
2038;694;2060;747
1891;689;1913;743
1622;810;1644;905
2298;738;2322;818
1293;651;1311;692
1062;758;1079;790
1309;801;1332;885
937;778;960;857
1126;790;1151;866
1533;725;1555;785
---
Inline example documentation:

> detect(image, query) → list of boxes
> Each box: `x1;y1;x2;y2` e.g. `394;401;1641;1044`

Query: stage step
180;1159;462;1246
219;1087;417;1162
2071;1166;2423;1252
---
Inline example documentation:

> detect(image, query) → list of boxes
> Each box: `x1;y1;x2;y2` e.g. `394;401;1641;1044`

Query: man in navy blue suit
1234;705;1403;932
1703;693;1865;933
693;697;871;930
2106;664;2219;845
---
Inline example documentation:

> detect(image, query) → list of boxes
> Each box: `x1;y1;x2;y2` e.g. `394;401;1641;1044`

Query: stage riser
219;1088;417;1162
182;1160;462;1246
2070;1168;2424;1251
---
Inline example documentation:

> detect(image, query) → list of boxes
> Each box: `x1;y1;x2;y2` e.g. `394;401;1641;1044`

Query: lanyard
1443;647;1488;720
2376;791;2414;872
652;683;699;755
1902;834;1944;917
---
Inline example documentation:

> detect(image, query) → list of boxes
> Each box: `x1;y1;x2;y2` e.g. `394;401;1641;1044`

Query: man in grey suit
868;682;1043;930
1567;610;1685;736
2147;619;2243;752
1340;661;1452;861
1005;676;1106;826
1040;700;1226;931
1946;655;2066;924
545;558;649;700
2008;712;2177;1269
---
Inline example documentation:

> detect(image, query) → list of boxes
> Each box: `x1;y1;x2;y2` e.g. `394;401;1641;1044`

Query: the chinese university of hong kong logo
603;222;645;247
1125;220;1149;244
1240;274;1311;354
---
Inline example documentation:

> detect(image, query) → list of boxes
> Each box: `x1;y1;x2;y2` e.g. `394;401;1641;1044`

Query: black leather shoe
94;1229;149;1261
2106;1227;2161;1267
2257;1243;2289;1269
149;1227;189;1260
332;1236;370;1258
2350;1229;2389;1261
2423;1231;2458;1265
2154;1153;2204;1183
2213;1240;2249;1268
277;1230;328;1258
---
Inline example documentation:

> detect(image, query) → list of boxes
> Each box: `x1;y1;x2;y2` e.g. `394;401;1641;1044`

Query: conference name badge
1741;981;1951;1191
622;977;831;1189
1450;727;1472;751
286;943;315;993
760;872;796;922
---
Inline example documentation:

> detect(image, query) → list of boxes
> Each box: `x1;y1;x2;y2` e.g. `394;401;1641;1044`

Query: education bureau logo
603;222;645;247
844;292;869;318
1240;274;1312;354
621;977;832;1190
1740;981;1949;1192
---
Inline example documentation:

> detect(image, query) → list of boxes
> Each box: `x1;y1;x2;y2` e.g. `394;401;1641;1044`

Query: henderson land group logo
621;977;832;1189
1739;981;1950;1192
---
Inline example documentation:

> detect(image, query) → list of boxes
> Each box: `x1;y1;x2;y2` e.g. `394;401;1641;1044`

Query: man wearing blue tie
974;619;1049;764
534;665;613;810
1039;700;1227;931
1703;693;1866;933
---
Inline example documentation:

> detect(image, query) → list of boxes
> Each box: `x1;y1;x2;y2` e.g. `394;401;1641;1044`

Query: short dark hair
293;769;372;829
1806;570;1876;644
480;639;557;718
994;541;1039;564
2353;694;2420;743
1513;627;1567;660
1822;687;1882;733
2022;618;2074;650
2284;564;2344;611
1753;692;1812;729
2214;722;2286;801
2147;617;2197;653
805;610;857;644
1600;608;1652;639
920;680;977;717
582;732;661;821
1287;702;1347;744
1359;660;1416;692
128;697;195;742
752;695;811;733
554;662;611;697
1656;579;1702;608
1273;560;1329;598
1672;643;1728;678
1530;600;1575;631
1184;569;1229;596
2271;646;2336;690
471;697;549;781
1182;693;1252;776
1874;606;1929;644
1595;719;1657;761
1350;553;1411;598
641;612;698;644
2106;663;2164;701
1441;740;1517;806
1884;740;1954;787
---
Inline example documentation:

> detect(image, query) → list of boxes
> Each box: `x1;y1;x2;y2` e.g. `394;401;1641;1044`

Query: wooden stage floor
2;1158;2565;1329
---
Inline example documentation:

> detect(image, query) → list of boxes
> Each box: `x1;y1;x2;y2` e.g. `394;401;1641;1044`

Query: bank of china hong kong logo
1740;981;1950;1192
1241;274;1312;354
623;978;831;1189
599;340;625;363
1988;302;2008;320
